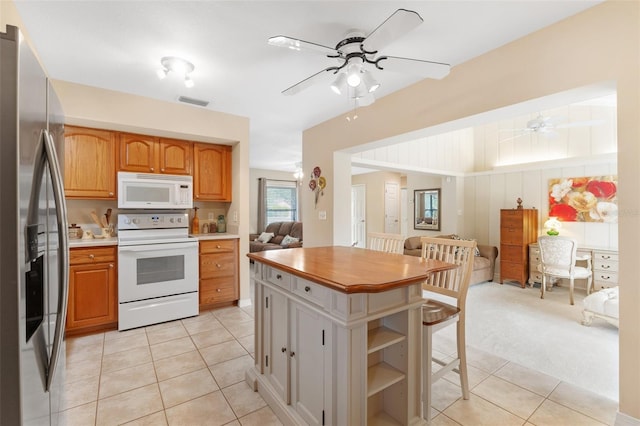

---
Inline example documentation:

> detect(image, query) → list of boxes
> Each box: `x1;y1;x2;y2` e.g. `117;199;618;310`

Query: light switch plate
319;210;327;220
208;213;214;221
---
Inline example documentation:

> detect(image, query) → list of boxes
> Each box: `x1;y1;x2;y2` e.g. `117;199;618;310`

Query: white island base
245;247;453;425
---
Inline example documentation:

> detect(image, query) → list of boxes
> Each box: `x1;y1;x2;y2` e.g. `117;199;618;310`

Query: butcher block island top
247;245;455;293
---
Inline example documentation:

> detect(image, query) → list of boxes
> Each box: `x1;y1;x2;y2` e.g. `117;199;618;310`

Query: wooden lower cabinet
199;239;239;309
66;246;117;335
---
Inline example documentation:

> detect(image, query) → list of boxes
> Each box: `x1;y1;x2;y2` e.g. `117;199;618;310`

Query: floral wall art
308;166;326;208
548;176;618;223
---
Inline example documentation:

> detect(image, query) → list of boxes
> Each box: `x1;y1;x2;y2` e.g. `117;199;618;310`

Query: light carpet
434;281;619;401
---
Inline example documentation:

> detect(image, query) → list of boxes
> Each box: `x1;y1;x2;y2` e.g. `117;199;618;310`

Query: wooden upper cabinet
193;143;232;202
64;125;117;199
159;138;192;175
119;133;192;175
118;132;159;173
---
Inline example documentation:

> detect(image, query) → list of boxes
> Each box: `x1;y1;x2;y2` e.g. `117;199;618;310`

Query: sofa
404;234;499;285
249;221;303;253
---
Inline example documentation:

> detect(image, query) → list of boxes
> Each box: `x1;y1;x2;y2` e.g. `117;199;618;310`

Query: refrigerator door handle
42;129;69;391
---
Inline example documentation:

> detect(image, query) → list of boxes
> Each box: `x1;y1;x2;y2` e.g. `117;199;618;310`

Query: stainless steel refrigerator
1;25;69;425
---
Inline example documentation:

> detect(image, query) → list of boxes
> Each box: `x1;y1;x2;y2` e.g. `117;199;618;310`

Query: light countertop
69;233;239;248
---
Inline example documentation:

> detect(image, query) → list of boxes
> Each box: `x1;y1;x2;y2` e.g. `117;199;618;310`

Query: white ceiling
14;1;603;173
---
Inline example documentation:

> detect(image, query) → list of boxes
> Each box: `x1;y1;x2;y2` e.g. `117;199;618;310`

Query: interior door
351;184;366;247
384;182;400;234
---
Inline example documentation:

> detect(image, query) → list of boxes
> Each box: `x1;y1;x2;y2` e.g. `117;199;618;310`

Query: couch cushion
404;236;422;250
473;256;491;270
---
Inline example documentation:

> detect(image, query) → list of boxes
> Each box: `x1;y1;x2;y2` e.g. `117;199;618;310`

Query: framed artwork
548;176;617;223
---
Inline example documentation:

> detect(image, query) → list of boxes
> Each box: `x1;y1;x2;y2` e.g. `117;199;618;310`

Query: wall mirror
414;188;441;231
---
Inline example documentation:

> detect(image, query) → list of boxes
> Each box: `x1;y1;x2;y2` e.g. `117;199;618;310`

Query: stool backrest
367;232;405;254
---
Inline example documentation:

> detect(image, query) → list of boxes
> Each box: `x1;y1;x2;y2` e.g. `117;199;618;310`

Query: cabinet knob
150;167;154;172
109;263;114;268
216;245;221;249
88;254;95;259
109;192;114;196
161;168;165;172
216;263;222;268
276;274;282;280
304;286;310;292
281;347;287;353
290;351;295;357
195;195;199;198
216;288;221;292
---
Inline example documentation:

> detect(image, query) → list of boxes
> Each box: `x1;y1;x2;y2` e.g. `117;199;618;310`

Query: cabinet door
290;302;327;426
64;126;117;199
159;138;192;175
264;288;289;403
119;132;159;173
67;261;117;331
193;143;232;201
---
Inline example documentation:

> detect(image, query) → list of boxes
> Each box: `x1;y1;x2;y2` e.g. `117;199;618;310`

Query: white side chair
420;237;476;422
367;232;405;254
537;235;592;305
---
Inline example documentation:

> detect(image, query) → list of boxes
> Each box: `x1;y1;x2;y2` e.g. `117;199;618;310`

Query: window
265;180;298;225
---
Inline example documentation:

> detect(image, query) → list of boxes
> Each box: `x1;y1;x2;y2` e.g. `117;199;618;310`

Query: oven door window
137;254;184;285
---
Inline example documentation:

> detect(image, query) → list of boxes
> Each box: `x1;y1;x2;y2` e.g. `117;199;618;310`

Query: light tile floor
61;304;618;425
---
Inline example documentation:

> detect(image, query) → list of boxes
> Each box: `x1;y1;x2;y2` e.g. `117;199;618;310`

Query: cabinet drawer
500;245;525;263
500;214;523;229
593;259;618;273
593;251;618;263
264;267;291;291
501;227;524;244
292;278;328;308
199;239;237;254
501;261;526;279
594;271;618;285
200;253;236;279
529;271;543;283
70;247;116;265
200;278;237;305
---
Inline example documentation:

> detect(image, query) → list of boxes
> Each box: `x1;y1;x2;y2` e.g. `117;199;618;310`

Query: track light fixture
157;56;195;88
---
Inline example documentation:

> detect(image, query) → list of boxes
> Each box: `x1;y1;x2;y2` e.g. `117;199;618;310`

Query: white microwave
118;172;193;209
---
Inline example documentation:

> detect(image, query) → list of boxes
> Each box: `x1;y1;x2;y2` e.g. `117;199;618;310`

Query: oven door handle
118;242;198;252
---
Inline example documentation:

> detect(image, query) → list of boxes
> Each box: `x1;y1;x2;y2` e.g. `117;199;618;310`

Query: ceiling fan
268;8;450;106
499;114;604;142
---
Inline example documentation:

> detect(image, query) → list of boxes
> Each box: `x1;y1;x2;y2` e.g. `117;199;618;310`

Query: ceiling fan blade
268;35;337;56
281;68;334;96
377;56;450;79
555;119;605;129
362;8;423;53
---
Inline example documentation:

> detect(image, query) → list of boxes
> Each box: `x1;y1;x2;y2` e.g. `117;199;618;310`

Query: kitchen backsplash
66;199;231;236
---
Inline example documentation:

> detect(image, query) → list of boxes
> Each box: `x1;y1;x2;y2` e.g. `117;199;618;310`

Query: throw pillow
281;234;299;246
256;232;274;243
450;235;481;256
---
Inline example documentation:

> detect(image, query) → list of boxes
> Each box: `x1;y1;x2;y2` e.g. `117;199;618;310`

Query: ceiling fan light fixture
361;70;380;93
346;63;362;87
156;68;169;80
330;73;347;95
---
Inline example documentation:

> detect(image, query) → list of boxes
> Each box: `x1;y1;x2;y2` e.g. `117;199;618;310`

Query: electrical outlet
233;211;238;222
208;213;214;221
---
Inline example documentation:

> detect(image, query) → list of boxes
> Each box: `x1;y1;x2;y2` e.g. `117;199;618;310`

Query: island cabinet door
290;302;329;426
264;288;290;403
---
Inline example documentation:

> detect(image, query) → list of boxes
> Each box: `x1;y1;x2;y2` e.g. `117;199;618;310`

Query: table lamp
544;217;562;236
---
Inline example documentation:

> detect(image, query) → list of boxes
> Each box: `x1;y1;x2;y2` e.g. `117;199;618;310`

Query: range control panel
118;213;189;230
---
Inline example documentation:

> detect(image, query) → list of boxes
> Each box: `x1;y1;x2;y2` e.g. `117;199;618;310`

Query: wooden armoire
499;209;539;287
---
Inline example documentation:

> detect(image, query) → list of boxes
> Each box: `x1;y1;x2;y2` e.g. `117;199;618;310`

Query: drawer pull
276;274;282;280
88;254;95;259
290;351;295;357
304;286;311;292
216;245;221;249
602;255;611;259
109;263;114;268
216;263;222;268
600;265;610;269
281;347;287;353
217;288;221;293
600;275;611;280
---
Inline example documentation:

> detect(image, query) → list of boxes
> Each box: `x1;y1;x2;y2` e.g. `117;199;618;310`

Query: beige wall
304;1;639;421
351;171;402;236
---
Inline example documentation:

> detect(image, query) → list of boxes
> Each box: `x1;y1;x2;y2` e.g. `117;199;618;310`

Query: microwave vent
177;96;209;107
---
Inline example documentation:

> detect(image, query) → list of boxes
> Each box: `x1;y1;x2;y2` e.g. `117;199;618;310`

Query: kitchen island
246;246;455;425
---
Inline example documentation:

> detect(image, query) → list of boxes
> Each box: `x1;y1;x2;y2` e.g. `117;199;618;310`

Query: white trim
238;297;252;308
615;411;640;426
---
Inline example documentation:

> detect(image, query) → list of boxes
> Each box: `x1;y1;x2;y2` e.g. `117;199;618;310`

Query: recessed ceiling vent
177;96;209;107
